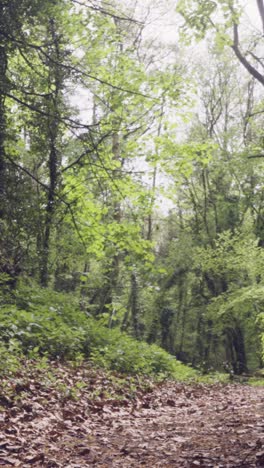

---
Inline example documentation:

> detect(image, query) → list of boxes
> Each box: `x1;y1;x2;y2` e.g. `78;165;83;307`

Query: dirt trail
91;383;264;467
0;367;263;467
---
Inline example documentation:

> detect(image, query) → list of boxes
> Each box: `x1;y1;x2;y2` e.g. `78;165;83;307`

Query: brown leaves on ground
0;362;263;467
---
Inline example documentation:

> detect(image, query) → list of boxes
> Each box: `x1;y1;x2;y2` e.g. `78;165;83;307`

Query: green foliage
197;372;230;384
0;285;196;380
0;340;21;376
158;138;216;180
194;230;264;288
89;327;196;378
247;377;264;387
0;306;86;359
177;0;241;44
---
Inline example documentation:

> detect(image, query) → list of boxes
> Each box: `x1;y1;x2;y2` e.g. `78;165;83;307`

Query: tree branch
71;0;143;24
257;0;264;33
248;51;264;69
231;24;264;86
4;92;99;130
61;131;112;173
5;154;87;249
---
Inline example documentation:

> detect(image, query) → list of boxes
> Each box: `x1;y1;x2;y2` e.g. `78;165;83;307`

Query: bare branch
248;51;264;69
231;24;264;86
71;0;143;24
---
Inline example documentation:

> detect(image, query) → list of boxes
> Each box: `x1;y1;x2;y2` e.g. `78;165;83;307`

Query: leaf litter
0;361;263;467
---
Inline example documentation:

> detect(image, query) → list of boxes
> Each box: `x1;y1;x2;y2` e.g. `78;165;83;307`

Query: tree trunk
232;326;248;374
130;271;141;338
0;43;7;220
225;326;248;375
40;19;63;287
147;101;164;241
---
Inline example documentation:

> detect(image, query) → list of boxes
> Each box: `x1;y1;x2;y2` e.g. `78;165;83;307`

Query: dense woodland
1;0;264;378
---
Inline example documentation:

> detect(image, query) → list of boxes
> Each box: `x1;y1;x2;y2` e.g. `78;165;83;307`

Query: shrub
0;285;197;379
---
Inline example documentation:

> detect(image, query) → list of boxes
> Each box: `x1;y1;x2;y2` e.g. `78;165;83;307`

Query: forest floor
0;362;263;467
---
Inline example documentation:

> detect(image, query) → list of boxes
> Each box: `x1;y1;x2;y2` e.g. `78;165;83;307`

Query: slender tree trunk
203;319;213;364
193;312;204;366
130;271;140;338
0;43;7;220
40;138;58;286
96;130;122;315
147;102;164;241
232;326;248;374
147;165;157;241
0;24;10;280
40;19;63;287
201;168;211;240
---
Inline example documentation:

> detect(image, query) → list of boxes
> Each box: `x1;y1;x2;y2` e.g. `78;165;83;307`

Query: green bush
0;284;197;379
90;339;196;378
0;306;86;359
0;340;21;376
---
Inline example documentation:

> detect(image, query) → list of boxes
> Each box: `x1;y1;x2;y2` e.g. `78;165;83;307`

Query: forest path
0;369;264;467
84;383;264;467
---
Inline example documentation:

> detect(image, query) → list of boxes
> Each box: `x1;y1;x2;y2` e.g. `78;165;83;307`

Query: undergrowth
0;284;197;380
